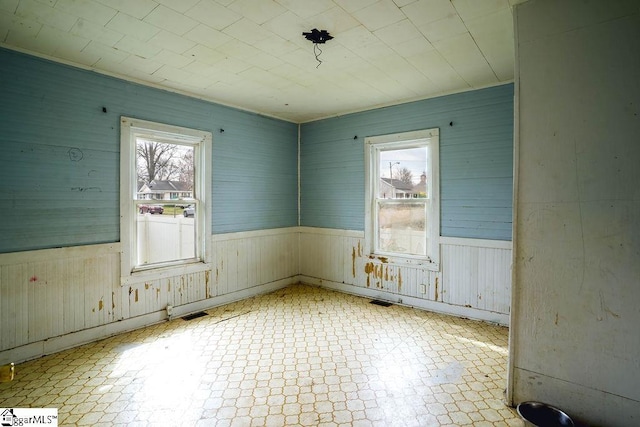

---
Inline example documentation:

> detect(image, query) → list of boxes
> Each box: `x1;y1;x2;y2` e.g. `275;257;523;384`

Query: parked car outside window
183;205;195;217
139;205;164;214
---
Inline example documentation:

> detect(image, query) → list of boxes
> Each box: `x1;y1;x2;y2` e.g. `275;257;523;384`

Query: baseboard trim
299;275;509;326
0;277;296;365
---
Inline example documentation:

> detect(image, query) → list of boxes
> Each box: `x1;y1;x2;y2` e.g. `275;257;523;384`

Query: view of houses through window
377;146;429;256
135;139;197;266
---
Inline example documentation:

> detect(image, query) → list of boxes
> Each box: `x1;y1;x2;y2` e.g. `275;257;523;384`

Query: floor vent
370;299;393;307
182;311;208;321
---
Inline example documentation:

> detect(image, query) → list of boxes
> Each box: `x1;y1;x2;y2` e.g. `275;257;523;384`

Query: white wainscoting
299;228;512;325
0;228;299;364
0;227;509;363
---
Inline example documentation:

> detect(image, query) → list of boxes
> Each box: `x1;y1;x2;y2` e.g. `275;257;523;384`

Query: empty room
0;0;638;426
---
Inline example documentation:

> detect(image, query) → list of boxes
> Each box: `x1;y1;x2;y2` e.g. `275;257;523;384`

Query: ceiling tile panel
0;0;19;13
228;0;287;25
352;0;406;31
353;40;396;61
93;55;143;78
252;36;299;57
275;0;334;19
333;0;379;14
389;36;433;56
393;65;439;95
336;25;378;50
124;54;163;74
243;51;284;71
418;13;467;42
451;0;509;21
216;38;261;59
94;0;159;20
185;0;241;30
153;64;212;88
433;32;498;86
210;56;252;74
182;59;224;77
58;44;102;66
310;6;361;34
106;12;160;41
82;39;129;63
54;0;117;26
116;66;167;84
143;4;199;35
357;64;415;97
0;14;42;41
184;23;231;50
148;29;196;54
401;0;456;26
16;0;78;32
183;43;226;65
70;18;123;47
373;18;422;46
6;28;55;55
161;79;208;94
392;0;416;6
222;17;274;45
315;43;364;71
407;48;467;92
238;67;292;90
38;24;91;54
154;0;200;14
465;8;514;80
151;49;193;69
261;11;309;44
279;46;320;70
114;34;162;58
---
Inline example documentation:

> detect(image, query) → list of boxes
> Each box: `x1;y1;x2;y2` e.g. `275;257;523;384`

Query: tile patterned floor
0;284;523;426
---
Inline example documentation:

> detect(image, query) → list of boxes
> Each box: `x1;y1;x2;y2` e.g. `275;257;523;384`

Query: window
365;129;439;269
120;117;211;280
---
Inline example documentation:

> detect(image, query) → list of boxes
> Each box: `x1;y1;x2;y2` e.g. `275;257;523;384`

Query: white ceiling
0;0;527;122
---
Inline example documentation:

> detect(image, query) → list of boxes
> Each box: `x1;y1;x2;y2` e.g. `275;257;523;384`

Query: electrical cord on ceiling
314;43;323;68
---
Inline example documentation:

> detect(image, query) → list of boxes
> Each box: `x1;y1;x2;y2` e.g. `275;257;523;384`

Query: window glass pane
134;139;196;267
135;140;195;200
136;203;196;265
377;202;427;256
379;147;427;199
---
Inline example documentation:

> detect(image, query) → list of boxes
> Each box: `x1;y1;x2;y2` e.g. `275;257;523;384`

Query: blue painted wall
0;48;298;253
300;84;514;240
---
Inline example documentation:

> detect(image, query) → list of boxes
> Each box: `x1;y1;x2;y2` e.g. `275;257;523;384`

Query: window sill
367;253;440;272
121;261;212;286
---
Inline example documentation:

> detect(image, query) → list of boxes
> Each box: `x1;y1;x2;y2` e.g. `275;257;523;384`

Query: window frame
120;117;212;284
364;129;440;271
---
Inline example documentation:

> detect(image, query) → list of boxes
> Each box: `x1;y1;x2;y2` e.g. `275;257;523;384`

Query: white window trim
364;129;440;271
120;117;212;285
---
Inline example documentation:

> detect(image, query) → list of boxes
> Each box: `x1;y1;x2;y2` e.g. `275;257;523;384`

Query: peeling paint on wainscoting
205;270;210;297
352;247;356;278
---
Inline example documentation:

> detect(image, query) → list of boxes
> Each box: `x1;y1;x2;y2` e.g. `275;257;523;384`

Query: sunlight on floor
0;284;523;426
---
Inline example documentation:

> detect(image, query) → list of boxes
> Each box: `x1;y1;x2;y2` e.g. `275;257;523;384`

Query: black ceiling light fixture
302;28;333;68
